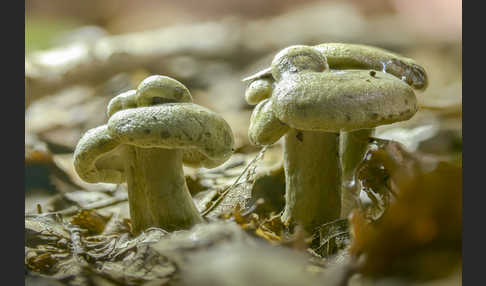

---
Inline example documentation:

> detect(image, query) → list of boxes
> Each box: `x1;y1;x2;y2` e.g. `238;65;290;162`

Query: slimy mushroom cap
314;43;428;90
243;43;428;91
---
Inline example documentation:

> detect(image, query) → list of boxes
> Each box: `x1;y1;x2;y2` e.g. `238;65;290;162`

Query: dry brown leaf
71;210;111;235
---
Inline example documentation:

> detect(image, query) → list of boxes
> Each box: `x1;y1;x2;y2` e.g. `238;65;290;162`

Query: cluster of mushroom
74;75;235;234
73;43;427;235
244;43;428;231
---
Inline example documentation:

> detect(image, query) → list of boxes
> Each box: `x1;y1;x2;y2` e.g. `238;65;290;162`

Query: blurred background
25;0;462;207
25;0;462;212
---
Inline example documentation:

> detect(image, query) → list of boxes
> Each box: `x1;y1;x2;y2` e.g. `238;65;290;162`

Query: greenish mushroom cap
73;125;125;184
136;75;192;107
248;98;289;146
272;70;417;132
107;89;137;118
247;45;418;144
242;43;428;107
74;75;235;184
314;43;428;90
270;45;328;81
245;78;273;105
107;103;235;168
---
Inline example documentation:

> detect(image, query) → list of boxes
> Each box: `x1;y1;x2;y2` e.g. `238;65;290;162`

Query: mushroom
311;44;427;203
243;43;428;219
74;75;235;233
247;45;418;231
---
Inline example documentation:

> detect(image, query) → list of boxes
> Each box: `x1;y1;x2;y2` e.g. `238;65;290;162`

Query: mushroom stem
281;129;341;232
340;128;374;217
124;146;203;234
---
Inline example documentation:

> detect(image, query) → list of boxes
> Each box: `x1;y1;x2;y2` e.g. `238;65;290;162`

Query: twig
26;192;128;218
201;146;267;217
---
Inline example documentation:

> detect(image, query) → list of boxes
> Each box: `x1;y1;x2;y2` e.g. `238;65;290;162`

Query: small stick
201;146;267;217
26;192;128;218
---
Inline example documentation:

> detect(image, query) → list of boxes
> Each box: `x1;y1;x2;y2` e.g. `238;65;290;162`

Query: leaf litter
26;134;462;285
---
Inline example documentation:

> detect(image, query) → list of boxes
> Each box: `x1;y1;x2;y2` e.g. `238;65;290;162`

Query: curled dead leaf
71;210;110;235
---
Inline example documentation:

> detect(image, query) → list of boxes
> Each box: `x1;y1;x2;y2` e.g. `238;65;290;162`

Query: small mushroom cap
272;70;417;132
245;78;273;105
136;75;193;107
107;103;234;168
271;45;328;81
106;89;137;118
248;98;289;146
314;43;428;90
73;125;125;184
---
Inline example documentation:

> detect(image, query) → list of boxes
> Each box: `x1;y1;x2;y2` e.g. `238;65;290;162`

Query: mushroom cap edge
73;125;125;184
248;98;289;146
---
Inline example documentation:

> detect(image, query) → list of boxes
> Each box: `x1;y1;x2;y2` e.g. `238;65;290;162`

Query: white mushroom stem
281;129;341;232
123;146;203;234
339;128;374;217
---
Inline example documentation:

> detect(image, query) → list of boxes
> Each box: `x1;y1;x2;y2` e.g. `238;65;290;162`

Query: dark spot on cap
128;137;134;142
144;129;151;134
296;131;304;142
160;130;170;138
404;99;409;105
369;70;376;77
345;114;351;121
204;132;211;137
370;112;379;119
